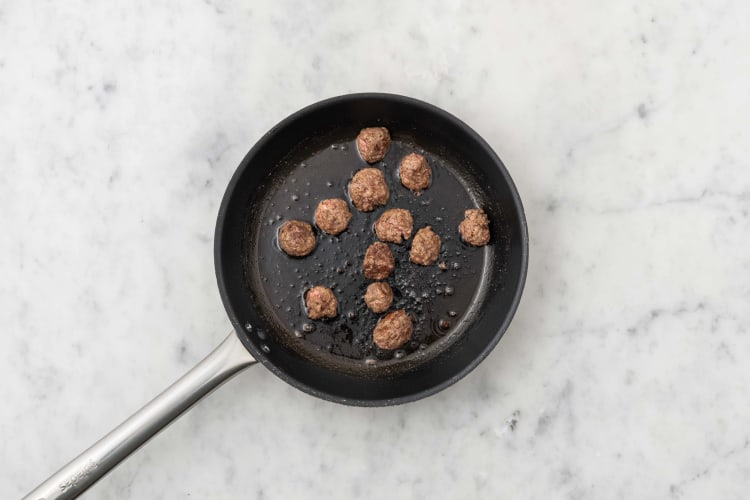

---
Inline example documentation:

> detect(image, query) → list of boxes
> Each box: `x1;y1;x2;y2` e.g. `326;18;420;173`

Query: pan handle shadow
23;332;257;500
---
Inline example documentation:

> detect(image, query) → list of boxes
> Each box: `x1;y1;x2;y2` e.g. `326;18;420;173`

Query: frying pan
24;93;528;499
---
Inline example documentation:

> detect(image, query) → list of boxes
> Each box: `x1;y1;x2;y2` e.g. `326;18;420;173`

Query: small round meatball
363;242;395;280
356;127;391;163
364;282;394;313
305;286;338;320
349;168;390;212
373;309;413;350
374;208;413;244
410;226;441;266
399;153;431;192
314;198;352;235
278;220;316;257
459;208;491;246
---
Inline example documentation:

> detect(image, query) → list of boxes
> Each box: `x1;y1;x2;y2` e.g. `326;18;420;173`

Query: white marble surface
3;0;750;498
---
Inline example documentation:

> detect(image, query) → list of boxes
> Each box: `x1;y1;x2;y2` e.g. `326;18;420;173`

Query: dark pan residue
244;129;499;374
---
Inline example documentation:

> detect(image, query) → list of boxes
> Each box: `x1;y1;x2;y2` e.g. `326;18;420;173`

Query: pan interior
244;129;496;376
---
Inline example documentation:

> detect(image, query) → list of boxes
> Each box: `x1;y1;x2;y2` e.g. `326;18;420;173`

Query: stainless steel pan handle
23;332;257;500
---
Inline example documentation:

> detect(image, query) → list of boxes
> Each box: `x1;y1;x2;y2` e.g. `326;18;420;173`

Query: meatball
305;286;338;320
410;226;441;266
356;127;391;163
278;220;316;257
314;198;352;235
399;153;431;192
374;208;413;244
459;208;491;246
363;242;395;280
364;282;394;313
349;168;390;212
373;309;413;350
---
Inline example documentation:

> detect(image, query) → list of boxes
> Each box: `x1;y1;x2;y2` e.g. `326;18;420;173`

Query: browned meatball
363;242;395;280
459;208;491;246
410;226;441;265
305;286;338;320
278;220;316;257
356;127;391;163
399;153;431;192
374;208;413;244
314;198;352;235
349;168;390;212
364;282;394;313
373;309;413;350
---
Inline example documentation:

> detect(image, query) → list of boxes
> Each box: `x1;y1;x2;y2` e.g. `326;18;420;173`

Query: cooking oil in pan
253;135;489;365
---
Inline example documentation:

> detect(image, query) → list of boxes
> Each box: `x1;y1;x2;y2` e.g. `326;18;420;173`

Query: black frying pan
24;93;528;499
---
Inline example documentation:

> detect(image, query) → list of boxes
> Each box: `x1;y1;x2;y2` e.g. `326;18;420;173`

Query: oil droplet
448;310;458;317
326;181;334;187
365;356;378;366
444;286;454;296
292;194;299;201
293;330;304;338
347;311;357;321
244;323;253;332
439;319;451;331
302;322;316;333
394;350;406;359
260;344;270;353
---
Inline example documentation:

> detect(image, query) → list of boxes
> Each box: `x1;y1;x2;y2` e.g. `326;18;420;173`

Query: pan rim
214;92;529;406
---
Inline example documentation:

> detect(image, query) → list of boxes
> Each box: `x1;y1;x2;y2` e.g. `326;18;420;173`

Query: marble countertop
3;1;750;498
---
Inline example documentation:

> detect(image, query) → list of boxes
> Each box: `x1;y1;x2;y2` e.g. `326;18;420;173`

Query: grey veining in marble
3;0;750;498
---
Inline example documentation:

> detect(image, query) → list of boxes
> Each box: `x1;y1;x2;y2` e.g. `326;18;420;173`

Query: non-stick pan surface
215;93;528;406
